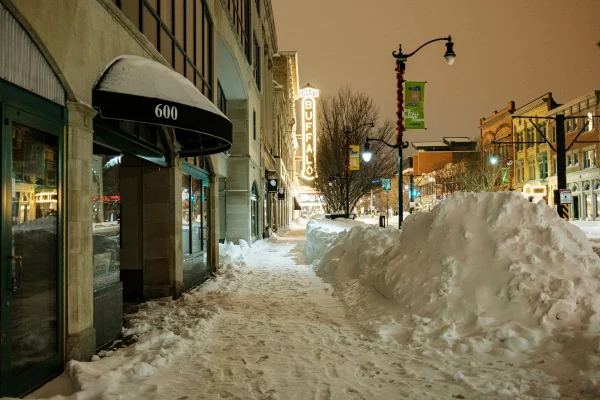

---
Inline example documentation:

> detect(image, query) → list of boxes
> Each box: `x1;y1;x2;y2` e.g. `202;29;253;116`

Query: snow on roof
412;141;449;148
444;137;473;143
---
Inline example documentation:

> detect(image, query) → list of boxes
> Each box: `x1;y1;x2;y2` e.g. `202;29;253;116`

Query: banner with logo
501;168;510;185
349;145;360;171
405;81;426;129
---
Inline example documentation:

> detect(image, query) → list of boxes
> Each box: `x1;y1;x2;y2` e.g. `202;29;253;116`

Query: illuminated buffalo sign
300;85;320;180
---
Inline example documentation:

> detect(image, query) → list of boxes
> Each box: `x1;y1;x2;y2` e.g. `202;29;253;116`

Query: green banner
405;81;426;129
501;168;510;185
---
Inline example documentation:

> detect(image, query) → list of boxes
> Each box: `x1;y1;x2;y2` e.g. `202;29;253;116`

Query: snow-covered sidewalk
26;225;559;400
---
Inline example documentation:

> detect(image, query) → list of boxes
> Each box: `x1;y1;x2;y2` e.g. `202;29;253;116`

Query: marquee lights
300;85;320;181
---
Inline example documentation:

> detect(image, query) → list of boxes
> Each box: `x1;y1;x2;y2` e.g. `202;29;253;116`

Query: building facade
547;91;600;220
403;138;477;212
480;101;515;189
0;0;298;396
512;93;558;201
267;51;300;233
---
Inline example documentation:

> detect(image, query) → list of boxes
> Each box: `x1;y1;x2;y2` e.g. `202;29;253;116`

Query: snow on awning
92;55;232;156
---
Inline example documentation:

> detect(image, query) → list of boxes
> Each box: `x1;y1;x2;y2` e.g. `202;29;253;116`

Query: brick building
480;101;515;188
402;138;477;212
512;93;559;200
547;91;600;220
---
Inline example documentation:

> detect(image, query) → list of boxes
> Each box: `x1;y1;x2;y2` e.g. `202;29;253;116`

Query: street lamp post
362;36;455;229
344;122;375;218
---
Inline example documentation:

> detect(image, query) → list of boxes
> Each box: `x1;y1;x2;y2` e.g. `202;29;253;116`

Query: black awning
92;55;232;156
293;197;302;210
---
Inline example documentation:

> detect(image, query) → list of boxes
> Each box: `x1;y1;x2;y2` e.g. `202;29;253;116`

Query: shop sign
268;179;278;193
560;189;572;204
300;86;320;180
277;188;285;200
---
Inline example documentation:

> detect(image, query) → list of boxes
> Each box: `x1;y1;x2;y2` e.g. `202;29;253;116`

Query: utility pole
409;173;414;213
386;191;389;226
555;114;567;218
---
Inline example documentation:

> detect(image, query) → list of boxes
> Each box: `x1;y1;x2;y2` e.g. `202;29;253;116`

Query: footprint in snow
257;355;269;363
344;387;366;400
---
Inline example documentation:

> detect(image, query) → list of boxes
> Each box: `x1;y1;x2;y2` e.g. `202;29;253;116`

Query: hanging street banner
405;81;426;129
349;145;360;171
501;168;510;185
382;178;392;191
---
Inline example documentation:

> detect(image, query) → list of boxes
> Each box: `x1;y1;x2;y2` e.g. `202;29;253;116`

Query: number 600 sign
155;104;178;120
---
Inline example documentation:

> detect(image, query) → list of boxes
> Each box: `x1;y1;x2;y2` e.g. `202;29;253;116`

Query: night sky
271;0;600;143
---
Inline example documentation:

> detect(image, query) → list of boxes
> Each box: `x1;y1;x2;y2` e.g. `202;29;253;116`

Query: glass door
1;106;63;397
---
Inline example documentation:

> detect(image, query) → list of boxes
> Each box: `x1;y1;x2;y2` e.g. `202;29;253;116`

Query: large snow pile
312;193;600;361
305;218;367;263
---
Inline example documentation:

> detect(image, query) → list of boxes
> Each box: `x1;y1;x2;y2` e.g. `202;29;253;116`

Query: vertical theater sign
299;84;320;181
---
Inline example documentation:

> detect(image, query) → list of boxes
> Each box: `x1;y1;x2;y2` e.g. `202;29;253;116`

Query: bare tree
452;153;507;192
314;86;397;213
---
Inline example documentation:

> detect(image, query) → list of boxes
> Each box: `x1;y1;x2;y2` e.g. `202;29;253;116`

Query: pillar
142;159;183;299
209;171;219;274
66;101;96;361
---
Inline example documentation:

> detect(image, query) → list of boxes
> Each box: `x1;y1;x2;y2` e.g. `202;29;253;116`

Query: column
209;172;219;274
142;159;183;299
66;101;96;361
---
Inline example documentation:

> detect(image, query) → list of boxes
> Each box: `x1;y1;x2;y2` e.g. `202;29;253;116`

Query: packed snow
22;192;600;399
309;192;600;397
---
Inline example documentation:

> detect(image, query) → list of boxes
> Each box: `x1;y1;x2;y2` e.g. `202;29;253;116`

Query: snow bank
312;193;600;361
571;220;600;239
304;218;366;263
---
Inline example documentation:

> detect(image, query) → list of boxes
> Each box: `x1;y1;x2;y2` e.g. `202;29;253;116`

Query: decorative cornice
547;90;600;116
514;93;553;116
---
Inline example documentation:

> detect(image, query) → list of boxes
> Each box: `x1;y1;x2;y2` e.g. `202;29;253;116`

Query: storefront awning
293;197;302;210
92;55;232;156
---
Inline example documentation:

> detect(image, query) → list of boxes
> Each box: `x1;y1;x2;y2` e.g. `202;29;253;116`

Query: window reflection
10;122;58;375
92;150;121;290
182;171;209;289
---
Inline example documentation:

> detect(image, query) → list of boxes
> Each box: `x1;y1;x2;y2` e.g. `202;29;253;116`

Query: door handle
11;256;22;292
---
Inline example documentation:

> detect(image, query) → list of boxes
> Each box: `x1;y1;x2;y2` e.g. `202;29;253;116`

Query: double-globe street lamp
343;122;375;217
362;36;456;229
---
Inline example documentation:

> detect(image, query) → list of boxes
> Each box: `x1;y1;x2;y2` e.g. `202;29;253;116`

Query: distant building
479;101;515;189
512;93;559;201
547;91;600;220
403;138;478;212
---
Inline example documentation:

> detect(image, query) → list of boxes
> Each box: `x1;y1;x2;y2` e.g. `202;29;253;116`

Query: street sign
410;201;416;208
382;178;392;191
560;189;572;204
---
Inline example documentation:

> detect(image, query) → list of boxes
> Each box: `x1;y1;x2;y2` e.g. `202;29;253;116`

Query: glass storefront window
92;150;121;290
11;122;59;375
586;195;593;219
182;174;191;255
182;171;209;289
191;178;203;253
573;196;580;220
